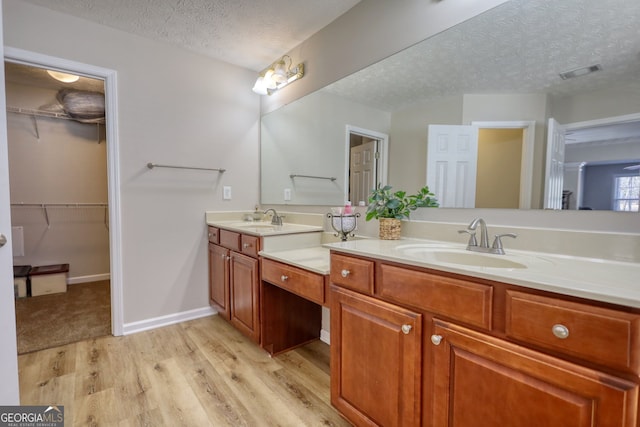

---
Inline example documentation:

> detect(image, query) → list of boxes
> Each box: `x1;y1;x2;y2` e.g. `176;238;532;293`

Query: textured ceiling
18;0;361;71
322;0;640;113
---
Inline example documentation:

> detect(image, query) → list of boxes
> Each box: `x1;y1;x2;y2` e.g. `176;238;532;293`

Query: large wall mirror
261;0;640;211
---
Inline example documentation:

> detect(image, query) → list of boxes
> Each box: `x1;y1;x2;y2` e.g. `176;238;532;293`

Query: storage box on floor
13;265;30;298
30;264;69;297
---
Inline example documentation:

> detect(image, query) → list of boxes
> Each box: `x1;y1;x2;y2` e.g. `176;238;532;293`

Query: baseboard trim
320;329;330;345
123;306;218;335
67;273;111;285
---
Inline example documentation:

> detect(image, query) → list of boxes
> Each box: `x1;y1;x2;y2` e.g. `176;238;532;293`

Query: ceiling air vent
559;64;602;80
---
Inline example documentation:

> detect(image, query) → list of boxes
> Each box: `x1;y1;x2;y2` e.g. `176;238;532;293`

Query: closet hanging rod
11;203;109;229
290;174;337;181
147;163;226;172
11;203;108;207
7;105;72;120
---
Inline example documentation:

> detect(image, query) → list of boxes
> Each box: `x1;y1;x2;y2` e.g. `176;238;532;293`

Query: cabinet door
230;251;260;343
331;286;422;427
431;319;638;427
208;243;230;320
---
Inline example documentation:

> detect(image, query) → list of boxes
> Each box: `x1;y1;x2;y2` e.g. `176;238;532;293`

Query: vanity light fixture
46;70;80;83
252;55;304;95
559;64;602;80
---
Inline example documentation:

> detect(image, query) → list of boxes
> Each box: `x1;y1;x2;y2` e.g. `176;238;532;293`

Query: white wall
0;0;21;404
261;90;390;205
262;0;510;114
7;82;110;280
3;0;260;326
550;81;640;124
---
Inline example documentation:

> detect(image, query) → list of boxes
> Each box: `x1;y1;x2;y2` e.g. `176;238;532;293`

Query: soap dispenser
252;205;264;221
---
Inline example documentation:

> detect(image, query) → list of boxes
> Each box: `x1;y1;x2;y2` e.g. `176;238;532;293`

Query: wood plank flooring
18;315;352;426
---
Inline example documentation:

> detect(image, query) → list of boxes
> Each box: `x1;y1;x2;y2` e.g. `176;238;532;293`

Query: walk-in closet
5;62;111;354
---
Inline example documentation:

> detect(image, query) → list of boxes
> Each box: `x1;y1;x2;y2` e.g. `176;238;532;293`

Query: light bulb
46;70;80;83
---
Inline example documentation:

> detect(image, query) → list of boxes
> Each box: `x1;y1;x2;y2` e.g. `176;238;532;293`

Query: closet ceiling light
252;55;304;96
46;70;80;83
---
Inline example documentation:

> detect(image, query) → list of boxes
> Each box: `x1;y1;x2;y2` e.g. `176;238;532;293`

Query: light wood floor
18;315;352;426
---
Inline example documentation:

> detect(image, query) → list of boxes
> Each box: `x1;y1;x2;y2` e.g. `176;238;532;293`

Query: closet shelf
7;105;104;143
7;106;73;120
11;203;109;229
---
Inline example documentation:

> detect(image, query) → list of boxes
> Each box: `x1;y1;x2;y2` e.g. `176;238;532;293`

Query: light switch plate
223;186;232;200
284;188;292;201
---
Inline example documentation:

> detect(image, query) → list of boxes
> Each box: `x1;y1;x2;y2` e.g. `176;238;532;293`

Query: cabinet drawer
207;226;219;244
262;258;325;304
330;253;374;294
241;234;260;257
506;290;640;373
379;264;493;330
219;230;241;251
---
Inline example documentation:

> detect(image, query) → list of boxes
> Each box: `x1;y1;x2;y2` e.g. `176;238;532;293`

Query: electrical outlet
284;188;292;201
223;186;232;200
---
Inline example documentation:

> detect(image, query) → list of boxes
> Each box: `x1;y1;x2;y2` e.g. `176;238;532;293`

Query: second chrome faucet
459;217;516;255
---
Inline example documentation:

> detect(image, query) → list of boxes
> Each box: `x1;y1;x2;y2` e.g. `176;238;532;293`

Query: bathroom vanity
206;212;327;352
326;239;640;427
206;211;640;426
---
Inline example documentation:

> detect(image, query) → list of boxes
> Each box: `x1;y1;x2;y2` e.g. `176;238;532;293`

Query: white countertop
259;247;331;275
207;220;323;237
323;238;640;309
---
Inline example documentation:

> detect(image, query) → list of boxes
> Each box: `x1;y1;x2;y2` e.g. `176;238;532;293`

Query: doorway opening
427;121;535;208
4;48;123;352
345;125;388;206
547;113;640;211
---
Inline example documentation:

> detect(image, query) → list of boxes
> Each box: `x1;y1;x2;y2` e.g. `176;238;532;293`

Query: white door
427;125;479;208
350;140;377;205
544;118;566;210
0;6;21;403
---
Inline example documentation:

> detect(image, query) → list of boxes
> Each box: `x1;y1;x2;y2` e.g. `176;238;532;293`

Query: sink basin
394;244;542;269
218;221;323;235
430;250;527;269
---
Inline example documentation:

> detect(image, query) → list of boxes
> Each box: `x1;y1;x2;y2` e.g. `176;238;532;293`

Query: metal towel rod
290;174;336;181
147;163;226;172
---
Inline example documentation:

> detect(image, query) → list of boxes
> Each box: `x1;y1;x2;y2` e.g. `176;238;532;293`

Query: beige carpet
15;280;111;354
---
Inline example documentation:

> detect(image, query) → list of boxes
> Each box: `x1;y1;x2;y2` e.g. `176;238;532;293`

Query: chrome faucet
459;217;516;255
263;208;283;226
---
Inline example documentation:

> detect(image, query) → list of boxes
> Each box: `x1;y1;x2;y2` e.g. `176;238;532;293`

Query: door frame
472;121;536;209
4;47;124;336
344;125;389;202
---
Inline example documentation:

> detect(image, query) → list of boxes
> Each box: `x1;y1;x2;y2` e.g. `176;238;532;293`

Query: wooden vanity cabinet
208;241;230;320
331;285;422;427
207;226;261;343
229;251;260;342
260;258;325;355
329;251;640;427
431;319;638;427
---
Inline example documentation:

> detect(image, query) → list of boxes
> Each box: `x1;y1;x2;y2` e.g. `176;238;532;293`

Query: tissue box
30;264;69;297
13;265;31;298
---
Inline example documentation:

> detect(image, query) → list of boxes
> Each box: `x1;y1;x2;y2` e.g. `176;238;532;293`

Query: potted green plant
365;185;439;239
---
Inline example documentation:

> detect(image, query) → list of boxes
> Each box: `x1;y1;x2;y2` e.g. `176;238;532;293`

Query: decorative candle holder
327;212;360;241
